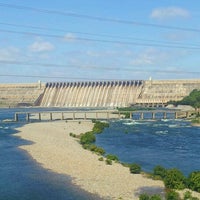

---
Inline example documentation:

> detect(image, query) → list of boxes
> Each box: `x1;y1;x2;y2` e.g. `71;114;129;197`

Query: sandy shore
15;120;165;199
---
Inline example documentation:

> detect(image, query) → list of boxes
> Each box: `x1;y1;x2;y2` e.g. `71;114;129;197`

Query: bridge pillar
15;113;18;121
39;113;41;121
163;112;167;119
140;112;144;120
26;113;30;121
50;113;52;120
129;112;132;119
107;112;110;119
152;112;155;119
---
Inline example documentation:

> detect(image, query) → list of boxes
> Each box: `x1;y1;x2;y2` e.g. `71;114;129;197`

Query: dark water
95;119;200;176
0;108;103;200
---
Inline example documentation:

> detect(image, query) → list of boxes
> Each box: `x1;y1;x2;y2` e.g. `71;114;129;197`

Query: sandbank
15;120;165;200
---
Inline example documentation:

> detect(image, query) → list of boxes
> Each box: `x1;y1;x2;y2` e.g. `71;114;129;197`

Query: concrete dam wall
40;80;143;107
38;79;200;108
0;83;45;107
1;79;200;108
136;79;200;106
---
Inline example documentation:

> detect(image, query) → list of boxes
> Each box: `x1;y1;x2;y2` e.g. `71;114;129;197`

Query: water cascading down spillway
39;80;144;107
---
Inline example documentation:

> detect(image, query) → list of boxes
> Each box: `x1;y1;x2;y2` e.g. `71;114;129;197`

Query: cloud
151;7;190;20
130;48;170;66
0;47;21;61
64;33;77;42
29;40;54;52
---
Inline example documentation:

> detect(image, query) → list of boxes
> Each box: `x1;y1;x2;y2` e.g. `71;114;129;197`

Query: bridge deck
14;110;194;122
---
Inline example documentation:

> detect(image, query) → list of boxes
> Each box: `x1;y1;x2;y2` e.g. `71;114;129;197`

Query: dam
39;80;143;107
0;79;200;108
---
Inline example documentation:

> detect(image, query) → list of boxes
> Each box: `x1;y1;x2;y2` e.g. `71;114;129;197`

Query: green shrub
164;168;186;190
82;144;90;149
166;190;180;200
153;165;167;179
183;191;192;200
88;144;97;151
106;154;119;162
82;144;105;155
139;194;162;200
98;157;104;161
105;159;112;165
130;163;141;174
139;193;150;200
69;132;77;137
92;121;109;134
149;195;162;200
188;171;200;192
80;131;96;145
95;147;105;155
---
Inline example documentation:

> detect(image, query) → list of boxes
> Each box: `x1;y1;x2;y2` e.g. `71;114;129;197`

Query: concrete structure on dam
40;80;143;107
0;79;200;108
0;82;45;107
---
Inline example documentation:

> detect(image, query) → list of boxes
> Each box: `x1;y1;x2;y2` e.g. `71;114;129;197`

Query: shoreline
15;120;165;200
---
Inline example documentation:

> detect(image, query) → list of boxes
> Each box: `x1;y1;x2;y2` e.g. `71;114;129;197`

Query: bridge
14;110;194;122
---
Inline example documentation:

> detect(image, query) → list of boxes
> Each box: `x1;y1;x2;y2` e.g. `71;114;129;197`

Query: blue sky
0;0;200;83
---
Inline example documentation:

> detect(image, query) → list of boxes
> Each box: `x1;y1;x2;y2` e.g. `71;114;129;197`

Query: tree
166;190;180;200
153;165;167;179
80;131;96;144
188;171;200;192
178;89;200;110
130;163;141;174
164;168;186;190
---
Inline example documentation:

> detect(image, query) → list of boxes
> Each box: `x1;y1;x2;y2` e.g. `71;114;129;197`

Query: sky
0;0;200;83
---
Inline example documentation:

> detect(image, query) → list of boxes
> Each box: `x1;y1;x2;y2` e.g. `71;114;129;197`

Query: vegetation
188;171;200;192
78;120;110;157
139;194;162;200
69;132;77;138
165;190;180;200
105;158;112;165
169;89;200;110
80;131;96;145
80;120;109;146
83;144;105;155
139;190;199;200
152;165;200;197
92;119;109;133
191;117;200;124
153;165;167;179
164;168;186;190
98;157;104;161
106;154;119;162
129;163;141;174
